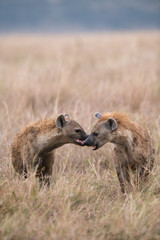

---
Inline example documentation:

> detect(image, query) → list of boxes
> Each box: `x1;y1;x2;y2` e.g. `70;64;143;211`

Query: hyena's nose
85;134;89;139
84;136;92;146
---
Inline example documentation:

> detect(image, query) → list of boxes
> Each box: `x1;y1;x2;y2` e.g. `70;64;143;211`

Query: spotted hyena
84;112;154;193
11;114;88;184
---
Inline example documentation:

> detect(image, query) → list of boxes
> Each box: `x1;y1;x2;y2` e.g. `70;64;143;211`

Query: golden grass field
0;32;160;240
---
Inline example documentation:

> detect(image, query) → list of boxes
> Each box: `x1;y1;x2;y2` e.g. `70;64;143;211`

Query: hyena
11;114;88;184
84;112;154;193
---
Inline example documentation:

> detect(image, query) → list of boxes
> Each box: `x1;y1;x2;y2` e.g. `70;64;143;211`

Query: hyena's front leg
113;149;131;193
136;154;154;187
41;151;55;185
116;165;130;193
33;152;55;185
32;154;44;178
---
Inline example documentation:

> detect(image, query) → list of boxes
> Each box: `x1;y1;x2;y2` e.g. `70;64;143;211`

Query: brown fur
11;116;87;184
87;112;154;193
11;118;57;183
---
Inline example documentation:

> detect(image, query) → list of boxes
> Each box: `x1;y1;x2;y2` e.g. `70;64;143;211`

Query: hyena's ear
104;118;117;131
56;115;67;129
64;114;70;121
95;112;102;119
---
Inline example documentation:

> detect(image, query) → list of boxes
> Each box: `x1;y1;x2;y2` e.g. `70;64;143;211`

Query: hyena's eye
93;132;99;137
75;128;82;133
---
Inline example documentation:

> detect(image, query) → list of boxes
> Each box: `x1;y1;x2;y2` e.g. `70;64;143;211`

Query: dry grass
0;32;160;240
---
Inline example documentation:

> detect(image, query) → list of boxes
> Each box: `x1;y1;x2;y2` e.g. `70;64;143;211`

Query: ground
0;32;160;240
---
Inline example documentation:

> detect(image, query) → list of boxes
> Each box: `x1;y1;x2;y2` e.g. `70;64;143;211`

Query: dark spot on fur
125;146;128;153
133;137;137;143
29;127;35;134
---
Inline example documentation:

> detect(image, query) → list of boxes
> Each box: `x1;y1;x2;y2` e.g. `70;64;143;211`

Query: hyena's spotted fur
11;114;88;184
84;112;154;193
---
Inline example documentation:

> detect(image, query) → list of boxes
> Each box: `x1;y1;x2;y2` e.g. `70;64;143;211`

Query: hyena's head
84;112;117;150
56;114;88;146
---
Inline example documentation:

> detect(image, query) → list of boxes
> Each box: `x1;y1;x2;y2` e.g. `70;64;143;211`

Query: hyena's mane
99;112;140;135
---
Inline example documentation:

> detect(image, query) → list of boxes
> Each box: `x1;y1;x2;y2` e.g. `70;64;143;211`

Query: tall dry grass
0;32;160;240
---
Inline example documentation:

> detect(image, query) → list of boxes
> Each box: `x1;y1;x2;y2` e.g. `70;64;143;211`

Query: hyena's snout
84;136;99;150
84;136;94;146
74;132;89;146
81;133;89;141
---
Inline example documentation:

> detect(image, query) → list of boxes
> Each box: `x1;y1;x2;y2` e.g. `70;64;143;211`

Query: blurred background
0;0;159;132
0;0;160;33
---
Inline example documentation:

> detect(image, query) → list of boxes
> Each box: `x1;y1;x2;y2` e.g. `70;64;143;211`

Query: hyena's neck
36;128;67;154
112;129;134;152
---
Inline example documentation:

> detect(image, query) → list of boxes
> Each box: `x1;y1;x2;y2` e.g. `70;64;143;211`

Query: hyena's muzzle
74;132;89;146
84;135;98;150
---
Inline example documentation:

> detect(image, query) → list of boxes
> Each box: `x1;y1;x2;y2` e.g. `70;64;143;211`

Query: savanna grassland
0;32;160;240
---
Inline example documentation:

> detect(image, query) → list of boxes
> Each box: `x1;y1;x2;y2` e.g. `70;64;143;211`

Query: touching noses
84;134;89;140
84;136;92;146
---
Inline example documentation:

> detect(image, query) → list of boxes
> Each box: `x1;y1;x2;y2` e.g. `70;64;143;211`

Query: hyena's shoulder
13;117;56;143
12;121;40;146
12;118;57;155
